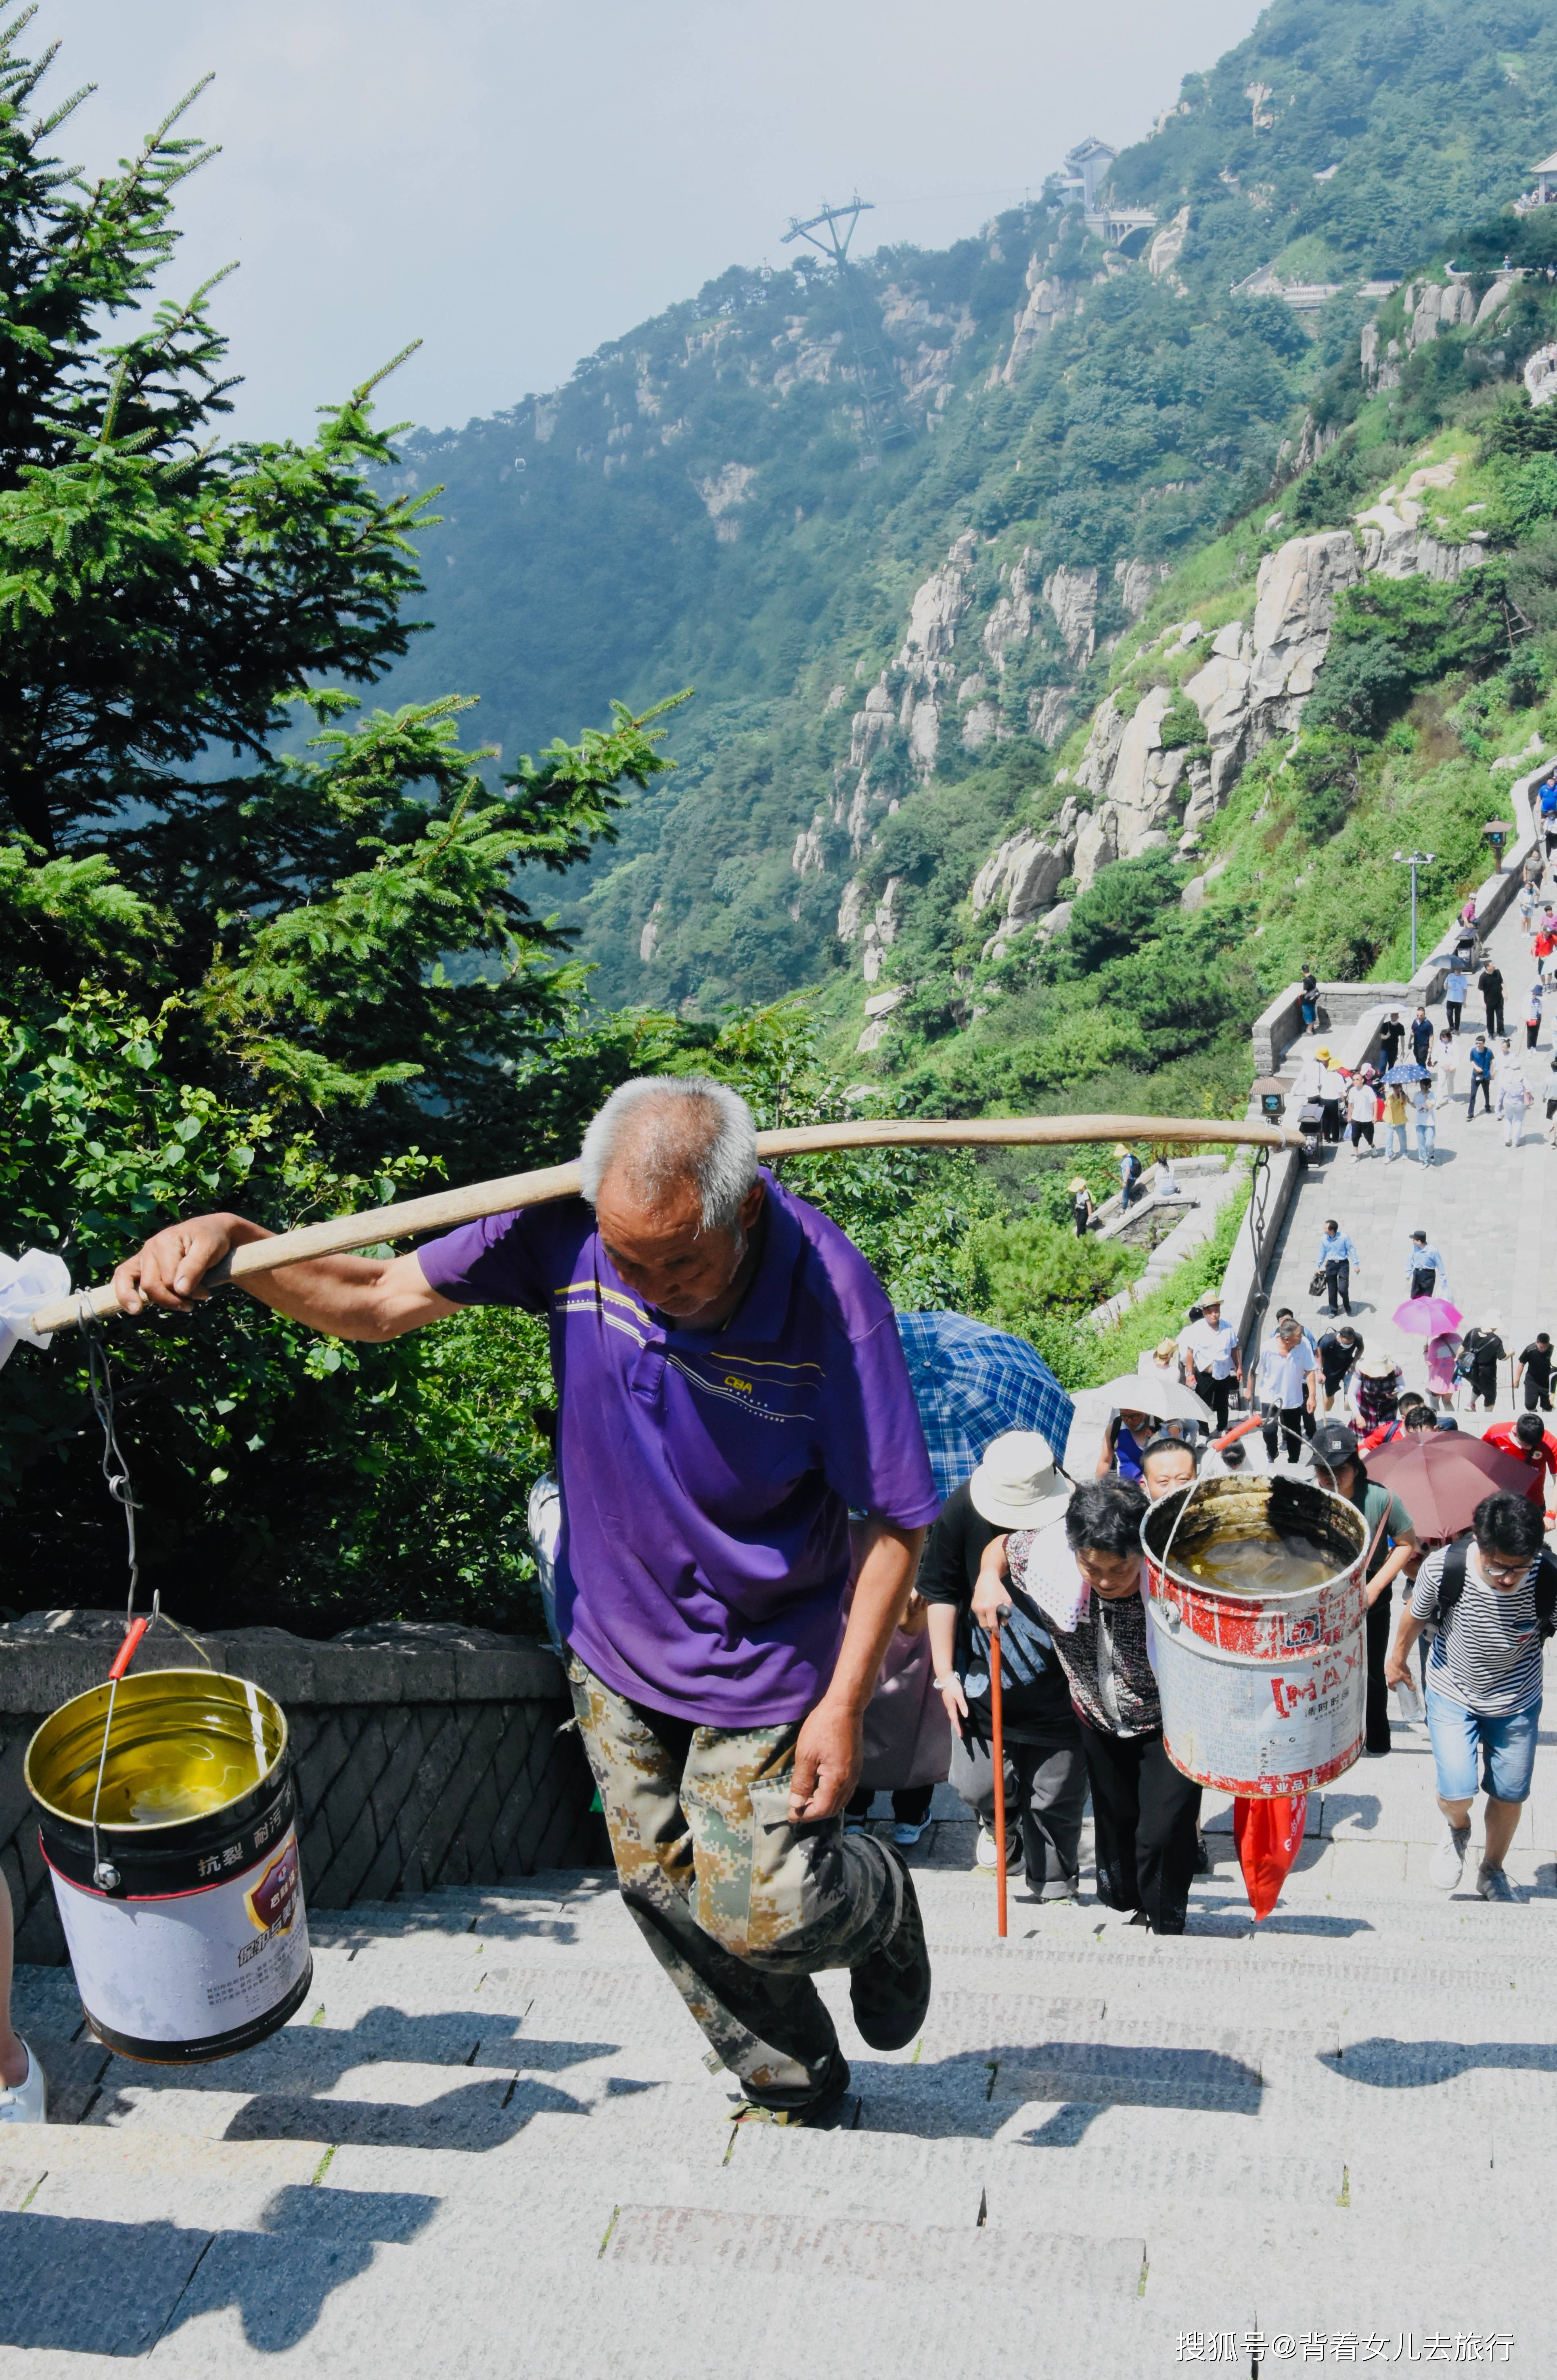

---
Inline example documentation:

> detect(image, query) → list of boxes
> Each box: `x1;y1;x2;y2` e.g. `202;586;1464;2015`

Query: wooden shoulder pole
29;1112;1300;1339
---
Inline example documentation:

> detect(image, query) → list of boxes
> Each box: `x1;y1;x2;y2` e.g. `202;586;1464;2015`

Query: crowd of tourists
848;1144;1557;1944
1293;840;1557;1158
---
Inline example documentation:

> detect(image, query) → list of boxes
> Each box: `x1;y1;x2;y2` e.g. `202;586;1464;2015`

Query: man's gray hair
579;1076;760;1234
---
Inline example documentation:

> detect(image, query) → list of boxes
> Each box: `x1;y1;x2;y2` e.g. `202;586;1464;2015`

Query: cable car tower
782;195;911;452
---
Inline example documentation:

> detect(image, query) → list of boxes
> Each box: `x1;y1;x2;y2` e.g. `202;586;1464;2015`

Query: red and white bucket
1141;1475;1368;1798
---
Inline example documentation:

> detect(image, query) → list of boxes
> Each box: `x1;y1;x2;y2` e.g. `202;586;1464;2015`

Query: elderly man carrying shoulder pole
114;1078;941;2127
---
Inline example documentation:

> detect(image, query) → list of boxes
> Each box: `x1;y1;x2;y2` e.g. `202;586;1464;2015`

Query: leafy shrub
1047;852;1186;976
963;1214;1141;1336
1159;689;1211;752
1306;573;1508;738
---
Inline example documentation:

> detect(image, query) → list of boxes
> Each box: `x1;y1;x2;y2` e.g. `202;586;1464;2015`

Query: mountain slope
373;0;1557;1043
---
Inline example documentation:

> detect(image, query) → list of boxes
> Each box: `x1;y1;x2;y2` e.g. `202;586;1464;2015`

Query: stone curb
0;1613;564;1715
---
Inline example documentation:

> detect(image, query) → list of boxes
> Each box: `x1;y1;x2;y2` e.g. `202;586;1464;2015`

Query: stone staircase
4;1719;1555;2376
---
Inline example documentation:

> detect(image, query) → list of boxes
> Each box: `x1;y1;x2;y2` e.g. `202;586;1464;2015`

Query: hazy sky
50;1;1262;442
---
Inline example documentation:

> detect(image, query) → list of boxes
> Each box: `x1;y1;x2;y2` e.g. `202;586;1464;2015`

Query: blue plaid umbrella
894;1309;1074;1504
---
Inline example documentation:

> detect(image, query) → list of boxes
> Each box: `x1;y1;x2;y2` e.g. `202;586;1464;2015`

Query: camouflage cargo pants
569;1658;901;2113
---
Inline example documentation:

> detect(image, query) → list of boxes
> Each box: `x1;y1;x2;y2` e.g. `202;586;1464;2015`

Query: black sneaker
849;1840;931;2052
730;2049;856;2129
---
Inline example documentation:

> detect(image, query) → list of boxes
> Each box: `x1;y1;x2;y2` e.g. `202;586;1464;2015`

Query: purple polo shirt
417;1172;939;1726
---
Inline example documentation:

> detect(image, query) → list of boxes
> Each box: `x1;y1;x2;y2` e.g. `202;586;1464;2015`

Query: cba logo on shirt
669;1348;824;1423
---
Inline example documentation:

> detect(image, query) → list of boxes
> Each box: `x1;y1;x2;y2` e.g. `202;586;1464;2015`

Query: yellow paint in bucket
26;1669;312;2064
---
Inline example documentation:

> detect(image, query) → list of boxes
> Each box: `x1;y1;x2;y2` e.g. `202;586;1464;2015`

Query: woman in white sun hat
921;1432;1087;1901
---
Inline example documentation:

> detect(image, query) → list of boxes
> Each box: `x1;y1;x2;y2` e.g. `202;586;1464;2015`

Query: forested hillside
377;0;1557;1049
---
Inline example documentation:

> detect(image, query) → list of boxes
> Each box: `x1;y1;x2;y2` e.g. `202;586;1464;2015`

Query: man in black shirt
921;1433;1086;1899
1410;1006;1434;1065
1378;1012;1405;1071
1480;963;1506;1039
1517;1332;1554;1413
1461;1320;1506;1411
1316;1324;1362;1415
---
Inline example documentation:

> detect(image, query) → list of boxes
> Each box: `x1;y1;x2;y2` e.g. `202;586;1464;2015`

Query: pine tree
0;18;689;1627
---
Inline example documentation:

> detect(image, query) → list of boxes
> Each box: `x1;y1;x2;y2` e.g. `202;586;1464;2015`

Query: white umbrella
1074;1373;1215;1426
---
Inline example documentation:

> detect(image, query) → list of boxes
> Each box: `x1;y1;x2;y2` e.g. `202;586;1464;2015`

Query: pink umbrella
1393;1296;1462;1335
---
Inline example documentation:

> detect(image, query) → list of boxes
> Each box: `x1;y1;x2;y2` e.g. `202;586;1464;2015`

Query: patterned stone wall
0;1613;608;1964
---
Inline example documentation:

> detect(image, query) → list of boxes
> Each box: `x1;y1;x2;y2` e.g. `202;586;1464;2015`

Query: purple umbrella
1393;1296;1462;1335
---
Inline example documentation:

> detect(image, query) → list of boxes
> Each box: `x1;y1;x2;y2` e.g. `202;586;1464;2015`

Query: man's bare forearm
113;1211;455;1340
230;1236;416;1340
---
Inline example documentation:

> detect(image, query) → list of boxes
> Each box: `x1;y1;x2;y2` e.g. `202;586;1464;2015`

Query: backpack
1437;1541;1557;1639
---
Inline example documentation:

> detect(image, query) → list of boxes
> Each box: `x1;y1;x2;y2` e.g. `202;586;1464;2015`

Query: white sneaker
1430;1822;1471;1891
1475;1861;1515;1903
0;2040;47;2125
975;1824;999;1869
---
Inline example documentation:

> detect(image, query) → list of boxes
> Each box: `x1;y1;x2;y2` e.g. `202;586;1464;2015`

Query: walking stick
990;1610;1007;1940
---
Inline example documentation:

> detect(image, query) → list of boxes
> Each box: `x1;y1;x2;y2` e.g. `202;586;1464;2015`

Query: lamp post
1482;821;1515;875
1393;849;1436;977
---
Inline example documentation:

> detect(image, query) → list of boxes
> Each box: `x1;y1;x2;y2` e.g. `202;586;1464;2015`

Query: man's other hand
787;1697;862;1821
114;1215;246;1314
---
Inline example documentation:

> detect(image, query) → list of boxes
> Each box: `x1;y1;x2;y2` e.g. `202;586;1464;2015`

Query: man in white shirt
1184;1294;1238;1432
1345;1074;1378;1159
1255;1317;1317;1465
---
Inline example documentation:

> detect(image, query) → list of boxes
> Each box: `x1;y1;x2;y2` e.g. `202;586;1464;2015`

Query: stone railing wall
1251;768;1544;1083
0;1612;607;1965
1249;978;1411;1080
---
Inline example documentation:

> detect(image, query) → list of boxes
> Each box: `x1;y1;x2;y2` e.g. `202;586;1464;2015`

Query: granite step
600;2198;1146;2297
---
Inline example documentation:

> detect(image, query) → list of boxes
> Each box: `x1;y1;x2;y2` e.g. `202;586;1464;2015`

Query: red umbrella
1367;1432;1531;1542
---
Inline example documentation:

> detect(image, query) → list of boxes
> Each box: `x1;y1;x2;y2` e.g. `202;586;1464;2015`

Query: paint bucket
25;1667;312;2063
1141;1474;1368;1798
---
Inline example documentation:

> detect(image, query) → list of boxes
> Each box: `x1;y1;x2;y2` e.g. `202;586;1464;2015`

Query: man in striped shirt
1387;1493;1553;1903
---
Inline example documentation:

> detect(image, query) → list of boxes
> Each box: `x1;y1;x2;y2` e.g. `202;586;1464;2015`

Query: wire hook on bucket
76;1303;211;1890
80;1300;146;1890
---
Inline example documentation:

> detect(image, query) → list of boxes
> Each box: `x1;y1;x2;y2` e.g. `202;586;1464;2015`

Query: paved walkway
5;1733;1557;2374
1264;875;1557;1422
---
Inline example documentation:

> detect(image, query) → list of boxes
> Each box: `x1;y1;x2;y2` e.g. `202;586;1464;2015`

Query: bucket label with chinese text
50;1823;310;2045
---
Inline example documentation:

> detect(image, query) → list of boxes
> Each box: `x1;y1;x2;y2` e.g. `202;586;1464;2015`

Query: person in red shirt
1360;1398;1434;1455
1482;1410;1557;1512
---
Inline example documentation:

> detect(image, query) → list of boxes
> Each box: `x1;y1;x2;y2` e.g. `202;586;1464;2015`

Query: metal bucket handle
1147;1455;1381;1626
1149;1467;1215;1629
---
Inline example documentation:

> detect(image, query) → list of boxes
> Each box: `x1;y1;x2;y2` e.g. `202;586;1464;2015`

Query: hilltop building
1057;136;1156;249
1058;137;1115;211
1514;150;1557;212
